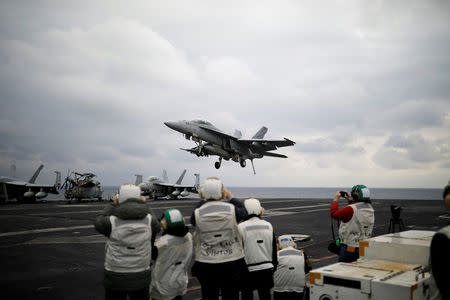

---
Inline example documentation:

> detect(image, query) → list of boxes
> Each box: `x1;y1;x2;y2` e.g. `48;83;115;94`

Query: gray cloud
1;1;449;187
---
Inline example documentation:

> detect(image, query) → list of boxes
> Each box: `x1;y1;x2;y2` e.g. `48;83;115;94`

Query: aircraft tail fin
54;171;61;189
29;165;44;183
135;174;143;185
233;130;242;139
194;173;200;191
252;126;268;139
176;169;187;185
10;164;16;178
162;170;168;182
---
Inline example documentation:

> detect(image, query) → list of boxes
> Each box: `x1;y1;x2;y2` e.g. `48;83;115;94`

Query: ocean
100;186;443;201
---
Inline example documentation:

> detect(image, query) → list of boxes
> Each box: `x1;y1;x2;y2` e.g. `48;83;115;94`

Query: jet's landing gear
240;160;246;168
215;157;223;169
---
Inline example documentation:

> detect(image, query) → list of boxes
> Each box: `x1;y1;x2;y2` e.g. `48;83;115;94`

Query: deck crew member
94;184;161;300
429;180;450;300
150;209;193;300
273;235;311;300
330;185;374;262
238;198;277;300
190;177;247;300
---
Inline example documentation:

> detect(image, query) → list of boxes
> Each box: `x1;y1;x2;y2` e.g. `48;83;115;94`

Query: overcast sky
1;0;449;188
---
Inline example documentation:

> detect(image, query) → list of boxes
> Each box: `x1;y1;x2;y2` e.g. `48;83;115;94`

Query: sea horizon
100;186;444;200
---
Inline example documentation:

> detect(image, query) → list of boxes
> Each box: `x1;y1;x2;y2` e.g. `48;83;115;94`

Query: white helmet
200;178;224;200
244;198;263;216
278;235;296;249
118;184;142;204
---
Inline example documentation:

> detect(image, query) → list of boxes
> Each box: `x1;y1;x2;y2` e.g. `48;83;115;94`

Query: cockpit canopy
146;176;159;182
191;119;213;126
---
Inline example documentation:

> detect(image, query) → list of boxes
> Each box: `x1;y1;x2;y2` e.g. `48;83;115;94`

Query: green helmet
351;185;371;202
163;209;185;228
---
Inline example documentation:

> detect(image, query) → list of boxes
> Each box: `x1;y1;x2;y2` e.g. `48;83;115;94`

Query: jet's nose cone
164;121;184;133
164;121;175;129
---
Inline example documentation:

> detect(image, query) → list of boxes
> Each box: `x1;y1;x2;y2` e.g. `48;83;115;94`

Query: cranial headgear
200;178;224;200
351;185;370;202
244;198;263;216
163;209;185;228
278;235;296;249
118;184;142;204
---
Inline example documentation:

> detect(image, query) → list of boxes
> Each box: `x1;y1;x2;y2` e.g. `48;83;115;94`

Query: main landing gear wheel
240;160;246;168
215;161;221;169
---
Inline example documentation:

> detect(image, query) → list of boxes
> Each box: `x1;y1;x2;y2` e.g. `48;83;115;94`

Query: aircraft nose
164;121;184;133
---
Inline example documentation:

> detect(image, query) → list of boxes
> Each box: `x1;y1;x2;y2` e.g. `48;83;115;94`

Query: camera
339;191;348;198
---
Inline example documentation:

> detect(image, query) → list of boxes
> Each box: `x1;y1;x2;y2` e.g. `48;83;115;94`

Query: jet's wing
239;138;295;151
261;152;288;158
26;183;59;194
4;181;59;194
153;182;198;193
174;184;199;193
198;124;238;140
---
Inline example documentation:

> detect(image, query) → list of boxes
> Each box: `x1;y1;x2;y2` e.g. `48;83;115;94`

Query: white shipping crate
359;230;434;266
309;230;436;300
309;260;432;300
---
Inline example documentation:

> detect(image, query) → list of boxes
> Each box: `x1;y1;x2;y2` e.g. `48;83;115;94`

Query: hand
343;190;351;201
334;191;340;201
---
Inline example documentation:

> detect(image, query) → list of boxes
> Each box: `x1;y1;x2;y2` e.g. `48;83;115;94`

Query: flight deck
0;198;446;299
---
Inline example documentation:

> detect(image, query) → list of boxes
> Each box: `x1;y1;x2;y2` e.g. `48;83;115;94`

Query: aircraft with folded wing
164;119;295;174
137;169;200;200
0;164;60;203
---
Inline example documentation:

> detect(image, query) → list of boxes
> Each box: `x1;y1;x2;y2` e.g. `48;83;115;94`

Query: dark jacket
94;198;161;291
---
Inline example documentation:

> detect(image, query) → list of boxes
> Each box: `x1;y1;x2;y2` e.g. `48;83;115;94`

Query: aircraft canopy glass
146;176;159;182
191;119;213;126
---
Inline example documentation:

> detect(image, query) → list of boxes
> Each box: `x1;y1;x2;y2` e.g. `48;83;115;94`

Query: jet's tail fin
10;164;16;178
29;165;44;183
176;169;187;185
135;174;143;185
162;170;169;182
54;171;61;189
194;173;200;191
252;126;268;139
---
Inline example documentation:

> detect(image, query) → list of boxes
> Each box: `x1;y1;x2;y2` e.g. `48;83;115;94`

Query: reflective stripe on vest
105;214;152;273
279;249;303;257
150;233;193;300
238;217;274;272
273;247;305;293
194;201;244;263
199;204;231;216
339;202;374;247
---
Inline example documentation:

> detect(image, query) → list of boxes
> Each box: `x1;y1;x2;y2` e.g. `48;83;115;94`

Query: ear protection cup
198;190;203;199
351;185;361;201
113;194;119;205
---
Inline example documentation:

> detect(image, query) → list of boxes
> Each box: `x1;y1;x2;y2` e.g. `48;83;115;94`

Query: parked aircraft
164;119;295;174
0;164;60;203
138;169;200;200
60;171;102;201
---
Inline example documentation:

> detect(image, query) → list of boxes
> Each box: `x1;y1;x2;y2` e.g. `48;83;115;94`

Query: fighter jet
164;119;295;174
138;169;200;200
0;164;60;203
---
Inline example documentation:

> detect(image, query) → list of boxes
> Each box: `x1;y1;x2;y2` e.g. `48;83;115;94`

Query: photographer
330;185;374;262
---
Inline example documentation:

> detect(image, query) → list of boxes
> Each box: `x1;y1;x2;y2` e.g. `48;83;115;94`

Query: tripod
388;205;405;233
